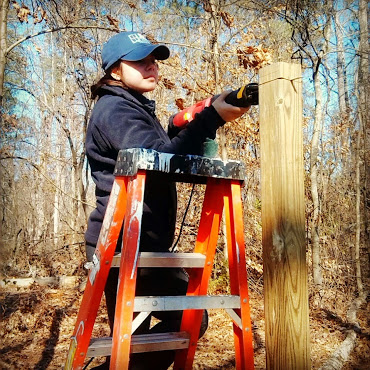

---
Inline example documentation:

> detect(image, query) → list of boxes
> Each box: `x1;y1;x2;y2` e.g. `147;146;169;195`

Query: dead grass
0;282;368;369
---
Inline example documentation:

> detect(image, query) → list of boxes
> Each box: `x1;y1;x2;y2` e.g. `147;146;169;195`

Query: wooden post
259;62;310;369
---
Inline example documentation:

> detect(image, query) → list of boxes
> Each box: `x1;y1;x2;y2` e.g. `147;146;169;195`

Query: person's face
118;54;159;94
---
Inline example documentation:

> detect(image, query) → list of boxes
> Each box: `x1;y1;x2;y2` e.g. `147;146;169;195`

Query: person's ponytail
91;61;127;99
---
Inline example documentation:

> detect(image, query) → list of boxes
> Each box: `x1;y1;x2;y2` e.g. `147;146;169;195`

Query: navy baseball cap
101;31;170;71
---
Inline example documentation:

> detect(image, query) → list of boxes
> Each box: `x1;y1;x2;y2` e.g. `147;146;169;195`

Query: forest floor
0;278;369;369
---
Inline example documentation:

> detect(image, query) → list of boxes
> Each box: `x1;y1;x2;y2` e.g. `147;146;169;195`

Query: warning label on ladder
89;252;101;286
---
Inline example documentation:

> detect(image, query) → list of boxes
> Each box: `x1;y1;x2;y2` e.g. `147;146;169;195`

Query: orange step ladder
65;148;254;370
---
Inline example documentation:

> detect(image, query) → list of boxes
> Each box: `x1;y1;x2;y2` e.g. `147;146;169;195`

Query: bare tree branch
6;25;119;55
0;155;94;207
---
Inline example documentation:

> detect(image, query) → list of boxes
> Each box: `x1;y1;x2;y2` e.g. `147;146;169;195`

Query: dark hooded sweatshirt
85;85;225;252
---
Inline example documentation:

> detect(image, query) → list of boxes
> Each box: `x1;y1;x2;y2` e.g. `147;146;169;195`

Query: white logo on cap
128;33;150;44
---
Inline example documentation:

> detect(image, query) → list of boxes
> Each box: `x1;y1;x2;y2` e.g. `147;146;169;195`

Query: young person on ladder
85;31;250;369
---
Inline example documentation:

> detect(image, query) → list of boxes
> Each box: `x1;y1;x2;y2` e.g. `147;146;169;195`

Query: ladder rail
110;171;146;369
224;181;254;369
65;177;128;370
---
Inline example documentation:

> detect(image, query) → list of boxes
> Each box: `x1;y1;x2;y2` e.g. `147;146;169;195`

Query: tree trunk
51;32;61;247
0;0;9;110
310;8;332;287
333;9;348;114
319;291;367;370
311;61;324;286
53;149;61;246
332;4;350;170
355;0;368;295
205;0;230;260
355;129;363;294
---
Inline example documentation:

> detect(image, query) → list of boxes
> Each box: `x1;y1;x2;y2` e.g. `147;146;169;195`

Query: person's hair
91;61;127;99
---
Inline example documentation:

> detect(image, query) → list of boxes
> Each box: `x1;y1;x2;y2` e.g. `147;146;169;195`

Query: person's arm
101;100;225;156
167;90;250;139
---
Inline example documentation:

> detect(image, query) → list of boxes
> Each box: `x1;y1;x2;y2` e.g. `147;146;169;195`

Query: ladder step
87;331;190;357
112;252;206;268
134;295;241;311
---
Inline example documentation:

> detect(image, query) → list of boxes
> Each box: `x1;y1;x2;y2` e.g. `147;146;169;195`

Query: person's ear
110;64;121;81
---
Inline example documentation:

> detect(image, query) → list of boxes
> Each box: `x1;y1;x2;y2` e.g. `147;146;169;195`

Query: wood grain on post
259;62;310;369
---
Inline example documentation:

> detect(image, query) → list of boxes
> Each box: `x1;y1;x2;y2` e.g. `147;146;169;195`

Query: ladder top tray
114;148;246;183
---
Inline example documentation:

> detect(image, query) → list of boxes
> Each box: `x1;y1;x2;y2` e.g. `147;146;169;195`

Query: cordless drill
171;82;258;128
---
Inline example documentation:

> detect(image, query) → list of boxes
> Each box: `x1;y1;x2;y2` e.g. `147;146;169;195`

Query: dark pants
86;245;208;369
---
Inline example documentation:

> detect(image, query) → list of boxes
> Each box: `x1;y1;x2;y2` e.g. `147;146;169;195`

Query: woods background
0;0;368;368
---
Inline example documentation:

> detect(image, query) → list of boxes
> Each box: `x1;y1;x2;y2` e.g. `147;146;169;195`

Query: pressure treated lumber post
259;62;310;369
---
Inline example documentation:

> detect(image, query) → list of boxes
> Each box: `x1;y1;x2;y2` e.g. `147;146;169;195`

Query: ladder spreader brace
65;148;255;370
